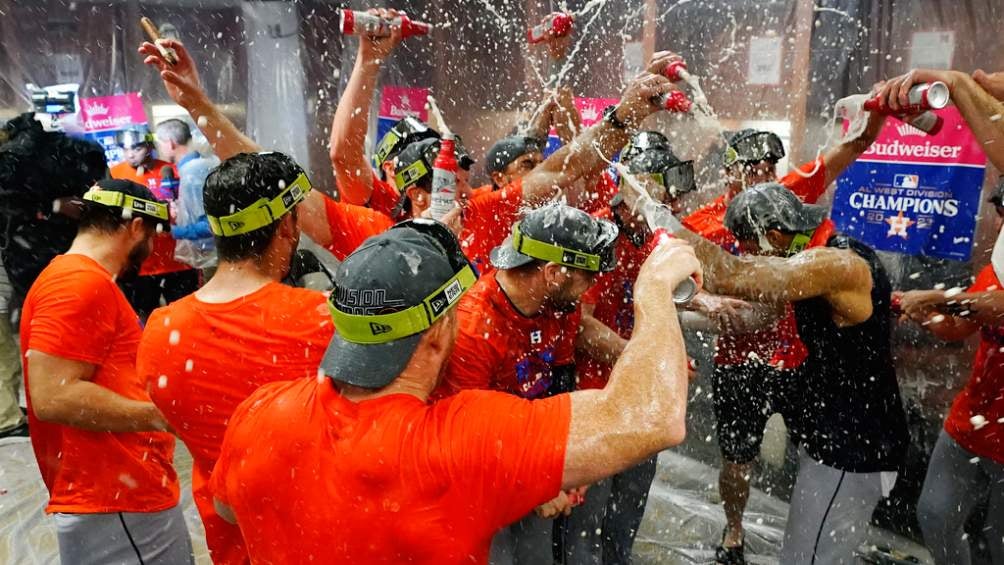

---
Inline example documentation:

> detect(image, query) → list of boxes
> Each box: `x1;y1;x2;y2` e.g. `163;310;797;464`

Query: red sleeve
368;177;403;219
581;172;618;214
969;265;1001;292
460;181;525;272
26;271;116;365
439;301;499;396
437;391;571;528
323;196;394;260
779;158;829;204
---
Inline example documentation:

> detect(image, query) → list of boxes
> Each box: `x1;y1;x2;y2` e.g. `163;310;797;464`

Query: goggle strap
83;189;169;221
206;173;312;237
513;224;601;272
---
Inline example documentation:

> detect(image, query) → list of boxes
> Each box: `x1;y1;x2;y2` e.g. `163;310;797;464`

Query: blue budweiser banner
831;108;988;261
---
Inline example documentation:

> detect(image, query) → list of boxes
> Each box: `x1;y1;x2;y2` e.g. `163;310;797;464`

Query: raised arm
876;69;1004;171
562;239;698;489
820;110;887;187
521;66;678;205
140;39;343;247
329;9;403;205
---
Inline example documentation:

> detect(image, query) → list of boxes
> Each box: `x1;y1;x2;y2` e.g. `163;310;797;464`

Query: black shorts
711;362;793;465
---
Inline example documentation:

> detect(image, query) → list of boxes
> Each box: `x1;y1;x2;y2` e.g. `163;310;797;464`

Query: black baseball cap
490;204;619;273
621;131;671;165
394;136;475;192
115;126;155;149
83;178;170;228
485;135;545;175
724;182;827;240
321;219;476;389
373;116;440;169
723;129;785;167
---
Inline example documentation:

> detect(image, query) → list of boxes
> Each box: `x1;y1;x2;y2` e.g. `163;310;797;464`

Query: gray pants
54;504;194;565
562;457;658;565
917;430;1004;565
563;478;613;565
780;447;886;565
490;512;554;565
0;265;24;433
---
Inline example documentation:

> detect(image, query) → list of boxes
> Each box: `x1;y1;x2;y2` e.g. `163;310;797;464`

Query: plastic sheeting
0;437;931;564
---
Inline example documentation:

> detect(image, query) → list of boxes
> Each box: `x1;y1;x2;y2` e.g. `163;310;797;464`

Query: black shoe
714;529;746;565
0;421;28;439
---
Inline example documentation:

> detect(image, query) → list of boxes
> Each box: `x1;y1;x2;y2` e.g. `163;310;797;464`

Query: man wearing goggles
210;215;701;564
135;151;385;565
21;179;193;565
392;135;476;220
434;204;624;563
569;139;697;563
679;114;886;565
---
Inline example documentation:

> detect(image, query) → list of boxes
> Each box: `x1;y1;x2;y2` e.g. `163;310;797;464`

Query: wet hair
155;119;192;145
203;152;304;262
79;179;162;234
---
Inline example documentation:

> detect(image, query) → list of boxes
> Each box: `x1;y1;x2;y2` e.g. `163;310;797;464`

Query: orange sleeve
440;307;497;395
460;182;524;271
438;391;571;529
969;265;1000;292
368;178;403;219
26;272;117;365
323;196;394;260
779;158;829;204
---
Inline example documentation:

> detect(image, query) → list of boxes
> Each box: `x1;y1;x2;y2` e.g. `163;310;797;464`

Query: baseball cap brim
489;234;536;270
790;203;829;232
320;331;423;389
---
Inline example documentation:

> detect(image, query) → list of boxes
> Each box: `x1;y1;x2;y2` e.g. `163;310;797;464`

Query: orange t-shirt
460;180;525;273
470;183;495;200
211;378;570;565
683;159;827;368
20;254;178;514
322;194;396;260
435;274;581;400
110;160;192;276
138;283;331;564
944;265;1004;464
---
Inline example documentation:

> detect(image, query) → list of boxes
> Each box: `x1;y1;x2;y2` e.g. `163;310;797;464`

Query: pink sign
78;93;148;132
379;86;429;121
859;107;987;167
574;97;619;127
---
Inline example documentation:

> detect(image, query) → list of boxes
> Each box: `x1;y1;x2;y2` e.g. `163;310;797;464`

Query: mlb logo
530;330;542;345
893;174;919;189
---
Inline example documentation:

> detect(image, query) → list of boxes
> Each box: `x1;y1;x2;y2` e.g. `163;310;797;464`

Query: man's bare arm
820;111;887;187
329;9;403;205
562;240;699;489
27;350;169;433
901;288;1004;329
876;69;1004;171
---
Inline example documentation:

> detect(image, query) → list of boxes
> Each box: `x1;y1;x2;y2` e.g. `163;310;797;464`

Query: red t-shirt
211;378;571;565
470;183;495;200
322;195;396;260
460;181;526;273
110;160;191;276
138;283;331;564
20;254;178;514
683;159;827;368
436;273;581;400
578;220;651;390
944;265;1004;464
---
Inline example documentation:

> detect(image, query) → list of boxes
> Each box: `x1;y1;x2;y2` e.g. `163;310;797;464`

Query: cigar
140;17;178;65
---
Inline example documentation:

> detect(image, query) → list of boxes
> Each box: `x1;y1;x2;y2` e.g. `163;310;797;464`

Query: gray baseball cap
724;182;827;240
490;203;619;273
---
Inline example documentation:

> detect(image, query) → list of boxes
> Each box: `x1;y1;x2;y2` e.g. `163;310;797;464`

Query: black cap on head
321;220;473;389
490;203;619;272
394;137;475;192
724;182;827;241
485;135;545;175
621;131;670;165
115;126;154;149
374;116;440;169
723;129;785;167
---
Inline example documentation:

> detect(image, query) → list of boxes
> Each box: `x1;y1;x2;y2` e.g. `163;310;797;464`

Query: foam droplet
169;330;181;345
